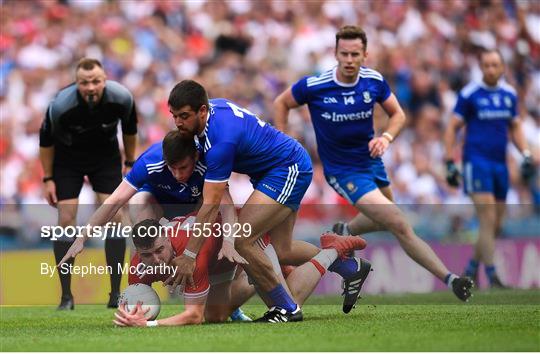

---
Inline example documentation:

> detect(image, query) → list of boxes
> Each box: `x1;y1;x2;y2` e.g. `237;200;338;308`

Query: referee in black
39;58;138;310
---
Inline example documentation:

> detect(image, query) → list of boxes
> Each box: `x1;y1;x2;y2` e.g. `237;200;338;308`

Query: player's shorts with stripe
137;184;198;219
250;151;313;211
462;159;508;201
325;158;391;204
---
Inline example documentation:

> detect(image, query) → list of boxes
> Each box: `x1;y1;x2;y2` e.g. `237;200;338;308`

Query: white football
118;284;161;320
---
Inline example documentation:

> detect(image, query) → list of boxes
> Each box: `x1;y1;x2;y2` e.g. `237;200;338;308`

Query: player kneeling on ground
113;216;368;326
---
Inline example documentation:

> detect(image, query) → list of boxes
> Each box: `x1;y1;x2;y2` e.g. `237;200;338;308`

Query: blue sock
485;265;497;282
230;308;246;321
329;257;359;279
464;259;479;277
267;284;297;312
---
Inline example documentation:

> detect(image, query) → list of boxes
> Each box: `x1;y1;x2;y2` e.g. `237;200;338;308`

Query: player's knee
389;218;413;241
272;243;292;263
58;213;76;227
205;312;229;323
276;250;294;265
477;208;496;225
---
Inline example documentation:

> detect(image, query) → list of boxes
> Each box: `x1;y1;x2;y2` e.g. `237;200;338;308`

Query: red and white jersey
128;214;235;299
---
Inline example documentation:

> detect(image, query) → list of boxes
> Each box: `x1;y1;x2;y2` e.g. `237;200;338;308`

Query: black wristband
42;176;54;183
124;160;135;167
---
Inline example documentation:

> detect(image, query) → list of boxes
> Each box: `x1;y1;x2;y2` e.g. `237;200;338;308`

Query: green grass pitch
1;289;538;351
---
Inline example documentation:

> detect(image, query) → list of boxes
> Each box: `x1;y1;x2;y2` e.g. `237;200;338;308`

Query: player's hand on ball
113;301;150;327
58;237;85;266
164;255;196;293
218;240;248;264
368;137;389;158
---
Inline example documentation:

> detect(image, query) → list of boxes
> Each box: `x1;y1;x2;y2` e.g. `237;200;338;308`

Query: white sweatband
183;249;197;259
523;149;531;158
382;132;394;143
146;320;158;327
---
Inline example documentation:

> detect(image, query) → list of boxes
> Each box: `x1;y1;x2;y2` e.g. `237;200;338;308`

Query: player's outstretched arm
113;301;206;327
58;181;137;265
273;87;301;133
155;300;206;326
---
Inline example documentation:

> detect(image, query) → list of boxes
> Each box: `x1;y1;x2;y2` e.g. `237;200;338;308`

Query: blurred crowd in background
1;0;539;246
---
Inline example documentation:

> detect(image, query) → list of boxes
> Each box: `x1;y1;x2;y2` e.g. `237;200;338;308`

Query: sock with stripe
266;284;297;312
310;249;339;275
445;273;458;288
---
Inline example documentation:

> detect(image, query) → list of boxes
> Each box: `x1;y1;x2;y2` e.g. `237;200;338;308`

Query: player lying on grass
58;130;249;320
113;215;367;326
61;129;373;317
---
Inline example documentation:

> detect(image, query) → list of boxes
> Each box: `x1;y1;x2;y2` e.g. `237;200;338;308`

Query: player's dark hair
162;130;198;165
131;219;161;249
479;48;504;65
336;25;368;51
168;80;209;112
76;58;103;71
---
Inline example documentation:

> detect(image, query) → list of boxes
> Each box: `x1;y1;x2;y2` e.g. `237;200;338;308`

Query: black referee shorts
53;156;122;201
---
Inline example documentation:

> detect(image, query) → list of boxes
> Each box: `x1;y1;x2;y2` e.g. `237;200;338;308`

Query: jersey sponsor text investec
321;109;373;122
477;109;513;120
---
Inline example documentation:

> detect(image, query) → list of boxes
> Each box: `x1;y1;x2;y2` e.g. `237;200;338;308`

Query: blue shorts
138;184;198;219
251;154;313;211
463;159;508;201
326;158;390;205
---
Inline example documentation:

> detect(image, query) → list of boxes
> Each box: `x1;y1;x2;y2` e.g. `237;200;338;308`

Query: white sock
312;249;338;270
446;273;458;289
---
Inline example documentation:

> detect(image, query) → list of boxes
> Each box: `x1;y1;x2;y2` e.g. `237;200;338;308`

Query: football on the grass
119;284;161;320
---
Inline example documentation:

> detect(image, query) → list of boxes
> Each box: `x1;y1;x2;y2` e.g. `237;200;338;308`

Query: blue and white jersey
453;80;518;163
124;142;206;203
291;67;391;176
202;98;308;182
